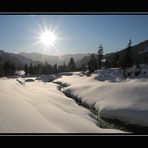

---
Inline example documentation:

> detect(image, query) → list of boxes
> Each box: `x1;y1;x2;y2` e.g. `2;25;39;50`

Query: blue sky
0;15;148;55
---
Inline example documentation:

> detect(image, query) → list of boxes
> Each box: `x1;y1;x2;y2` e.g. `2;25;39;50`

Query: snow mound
94;65;148;82
94;68;123;82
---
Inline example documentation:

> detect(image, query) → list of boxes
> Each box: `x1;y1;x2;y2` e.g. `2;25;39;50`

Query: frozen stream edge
53;81;148;133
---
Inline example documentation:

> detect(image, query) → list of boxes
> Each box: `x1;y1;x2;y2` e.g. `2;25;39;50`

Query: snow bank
0;78;122;133
55;71;148;127
16;77;25;85
94;68;123;82
94;66;148;82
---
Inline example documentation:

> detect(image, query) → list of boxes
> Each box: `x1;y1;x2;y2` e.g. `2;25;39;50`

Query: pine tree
63;61;66;72
3;60;11;75
104;59;110;68
98;44;104;69
24;64;29;75
125;39;133;68
0;64;4;76
88;54;98;74
0;57;4;76
29;63;33;75
112;52;120;68
37;64;43;75
81;64;87;74
122;39;133;77
11;64;16;74
68;57;76;71
53;64;58;73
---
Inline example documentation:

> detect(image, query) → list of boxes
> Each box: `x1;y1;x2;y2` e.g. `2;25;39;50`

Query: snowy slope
0;77;122;133
55;69;148;127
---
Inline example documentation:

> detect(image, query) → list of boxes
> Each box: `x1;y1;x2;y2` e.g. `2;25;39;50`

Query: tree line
0;57;77;77
81;44;104;75
81;39;142;77
24;57;77;75
0;39;144;78
0;59;16;77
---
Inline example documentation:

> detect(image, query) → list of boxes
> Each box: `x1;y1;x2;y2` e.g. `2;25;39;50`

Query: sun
39;29;57;48
33;23;64;55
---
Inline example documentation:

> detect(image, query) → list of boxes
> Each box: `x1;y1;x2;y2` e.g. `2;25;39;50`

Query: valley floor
1;67;148;133
0;76;122;133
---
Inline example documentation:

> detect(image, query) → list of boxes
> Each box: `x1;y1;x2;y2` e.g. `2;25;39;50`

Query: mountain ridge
1;40;148;68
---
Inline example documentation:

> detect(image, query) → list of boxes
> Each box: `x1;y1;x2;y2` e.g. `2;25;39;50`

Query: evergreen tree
29;63;33;75
63;61;66;72
24;64;29;75
81;64;87;74
11;64;16;74
104;59;110;68
125;39;133;68
88;54;98;74
122;39;133;77
3;60;11;75
0;58;4;76
53;64;58;73
0;64;4;76
112;52;120;68
97;44;104;69
3;60;16;75
37;64;43;75
43;62;52;74
68;57;76;71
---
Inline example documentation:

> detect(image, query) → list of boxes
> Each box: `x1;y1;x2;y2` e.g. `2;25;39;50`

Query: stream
53;81;148;134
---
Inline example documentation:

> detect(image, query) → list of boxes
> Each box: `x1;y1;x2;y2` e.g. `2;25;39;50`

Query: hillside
0;50;39;68
18;52;90;66
1;40;148;69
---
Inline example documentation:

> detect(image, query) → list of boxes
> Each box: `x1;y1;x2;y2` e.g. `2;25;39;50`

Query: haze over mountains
18;52;90;67
1;40;148;68
0;50;39;68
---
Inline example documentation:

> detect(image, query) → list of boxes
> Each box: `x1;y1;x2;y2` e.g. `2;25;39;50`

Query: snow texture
0;77;122;133
55;68;148;127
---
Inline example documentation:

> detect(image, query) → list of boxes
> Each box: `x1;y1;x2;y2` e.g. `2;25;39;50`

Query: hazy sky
0;15;148;55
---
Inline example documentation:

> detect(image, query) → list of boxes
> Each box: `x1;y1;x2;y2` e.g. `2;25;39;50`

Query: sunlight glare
39;30;57;48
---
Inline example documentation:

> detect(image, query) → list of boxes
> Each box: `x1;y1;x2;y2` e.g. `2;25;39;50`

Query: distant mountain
18;40;148;68
132;40;148;55
1;40;148;69
0;50;39;68
104;40;148;65
18;52;90;67
76;40;148;67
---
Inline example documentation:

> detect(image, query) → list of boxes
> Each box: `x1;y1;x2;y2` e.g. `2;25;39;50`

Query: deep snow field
0;76;122;133
54;67;148;128
0;66;148;133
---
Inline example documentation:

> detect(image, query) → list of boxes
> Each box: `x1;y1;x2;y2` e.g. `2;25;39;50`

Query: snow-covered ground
54;68;148;128
0;76;122;133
